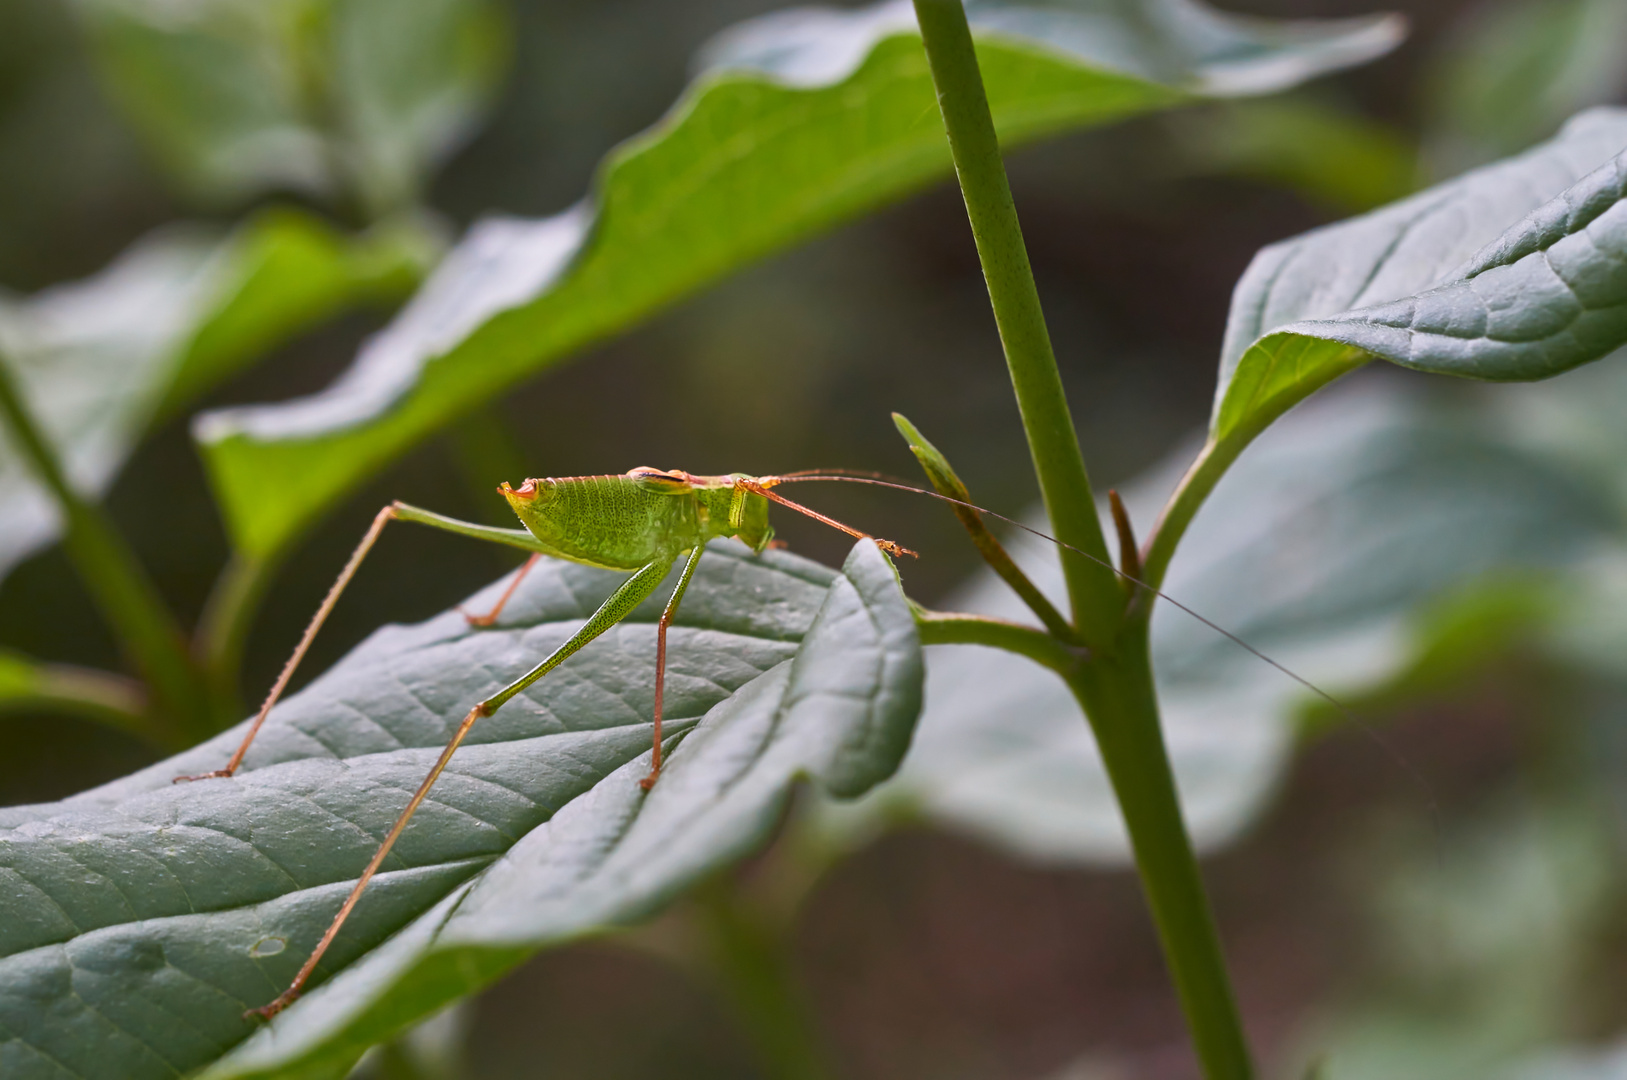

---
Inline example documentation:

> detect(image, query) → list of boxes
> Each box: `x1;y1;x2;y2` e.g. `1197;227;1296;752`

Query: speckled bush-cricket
176;467;915;1019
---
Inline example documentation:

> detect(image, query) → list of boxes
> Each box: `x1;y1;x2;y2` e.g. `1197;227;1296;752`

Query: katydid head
498;478;562;540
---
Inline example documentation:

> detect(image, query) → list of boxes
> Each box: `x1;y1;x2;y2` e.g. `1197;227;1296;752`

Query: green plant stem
1142;347;1366;591
894;412;1080;643
694;877;832;1080
910;0;1119;646
196;551;282;724
910;4;1253;1075
914;608;1083;675
0;661;156;743
1069;617;1253;1079
0;351;210;742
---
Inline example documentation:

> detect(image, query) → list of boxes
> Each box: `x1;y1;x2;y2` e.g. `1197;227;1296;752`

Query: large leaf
1206;107;1627;474
0;540;921;1080
192;0;1404;561
72;0;508;210
0;209;428;586
819;380;1612;863
1300;799;1619;1080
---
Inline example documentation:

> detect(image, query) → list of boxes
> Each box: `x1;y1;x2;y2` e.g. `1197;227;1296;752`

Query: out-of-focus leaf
0;208;429;585
1296;800;1618;1080
328;0;508;216
346;1003;468;1080
71;0;508;210
1172;97;1418;212
1425;0;1627;178
0;540;921;1080
1204;108;1627;496
192;0;1405;562
1498;1039;1627;1080
818;381;1611;863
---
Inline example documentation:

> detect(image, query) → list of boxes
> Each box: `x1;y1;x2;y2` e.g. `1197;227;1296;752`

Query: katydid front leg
251;554;678;1020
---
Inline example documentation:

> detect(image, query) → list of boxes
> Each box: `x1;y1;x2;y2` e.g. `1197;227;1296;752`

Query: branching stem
0;349;209;742
909;4;1254;1076
910;0;1119;646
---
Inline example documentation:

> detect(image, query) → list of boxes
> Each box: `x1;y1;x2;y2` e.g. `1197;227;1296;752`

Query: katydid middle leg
642;543;705;790
252;554;677;1019
461;552;541;627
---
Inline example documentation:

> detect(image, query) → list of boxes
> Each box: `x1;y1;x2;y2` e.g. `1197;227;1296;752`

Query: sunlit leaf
0;540;920;1080
193;0;1404;561
0;208;429;586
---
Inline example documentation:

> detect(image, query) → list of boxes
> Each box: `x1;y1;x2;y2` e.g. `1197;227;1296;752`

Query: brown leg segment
461;552;541;627
640;544;706;791
176;504;400;783
250;555;678;1020
250;698;490;1019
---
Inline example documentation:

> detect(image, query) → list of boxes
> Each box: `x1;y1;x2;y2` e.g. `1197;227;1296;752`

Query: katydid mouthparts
175;468;915;1019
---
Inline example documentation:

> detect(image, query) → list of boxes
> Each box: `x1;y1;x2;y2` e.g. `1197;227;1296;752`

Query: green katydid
177;467;915;1019
182;451;1374;1023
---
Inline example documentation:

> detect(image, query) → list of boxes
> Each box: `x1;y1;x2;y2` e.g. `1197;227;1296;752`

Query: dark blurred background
2;0;1625;1077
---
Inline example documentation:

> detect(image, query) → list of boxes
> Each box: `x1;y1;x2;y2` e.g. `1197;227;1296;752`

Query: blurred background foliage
2;0;1627;1077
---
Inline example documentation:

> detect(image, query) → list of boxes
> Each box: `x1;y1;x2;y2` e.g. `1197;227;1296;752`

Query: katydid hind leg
250;556;675;1020
642;544;706;790
177;503;544;784
462;552;541;627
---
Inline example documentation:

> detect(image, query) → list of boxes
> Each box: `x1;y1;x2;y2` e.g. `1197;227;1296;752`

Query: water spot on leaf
250;937;287;958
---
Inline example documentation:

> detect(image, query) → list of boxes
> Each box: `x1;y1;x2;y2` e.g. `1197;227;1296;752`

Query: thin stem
1142;347;1367;592
195;551;280;721
914;608;1082;676
694;877;832;1080
1068;619;1253;1079
0;351;208;741
0;659;157;744
894;413;1080;643
909;5;1254;1074
911;0;1120;646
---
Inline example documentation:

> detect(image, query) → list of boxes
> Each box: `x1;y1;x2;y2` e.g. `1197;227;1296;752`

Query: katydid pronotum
177;468;916;1019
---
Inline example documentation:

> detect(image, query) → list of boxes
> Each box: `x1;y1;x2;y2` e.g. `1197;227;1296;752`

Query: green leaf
1424;0;1627;177
1171;96;1418;212
0;208;428;586
821;381;1611;863
1497;1039;1627;1080
71;0;509;210
1208;107;1627;468
192;0;1404;561
328;0;509;215
0;540;921;1079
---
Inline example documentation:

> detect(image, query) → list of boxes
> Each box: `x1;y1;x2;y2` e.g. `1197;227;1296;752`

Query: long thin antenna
766;472;1444;823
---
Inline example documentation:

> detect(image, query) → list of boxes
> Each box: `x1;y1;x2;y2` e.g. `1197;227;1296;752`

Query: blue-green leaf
0;540;921;1079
